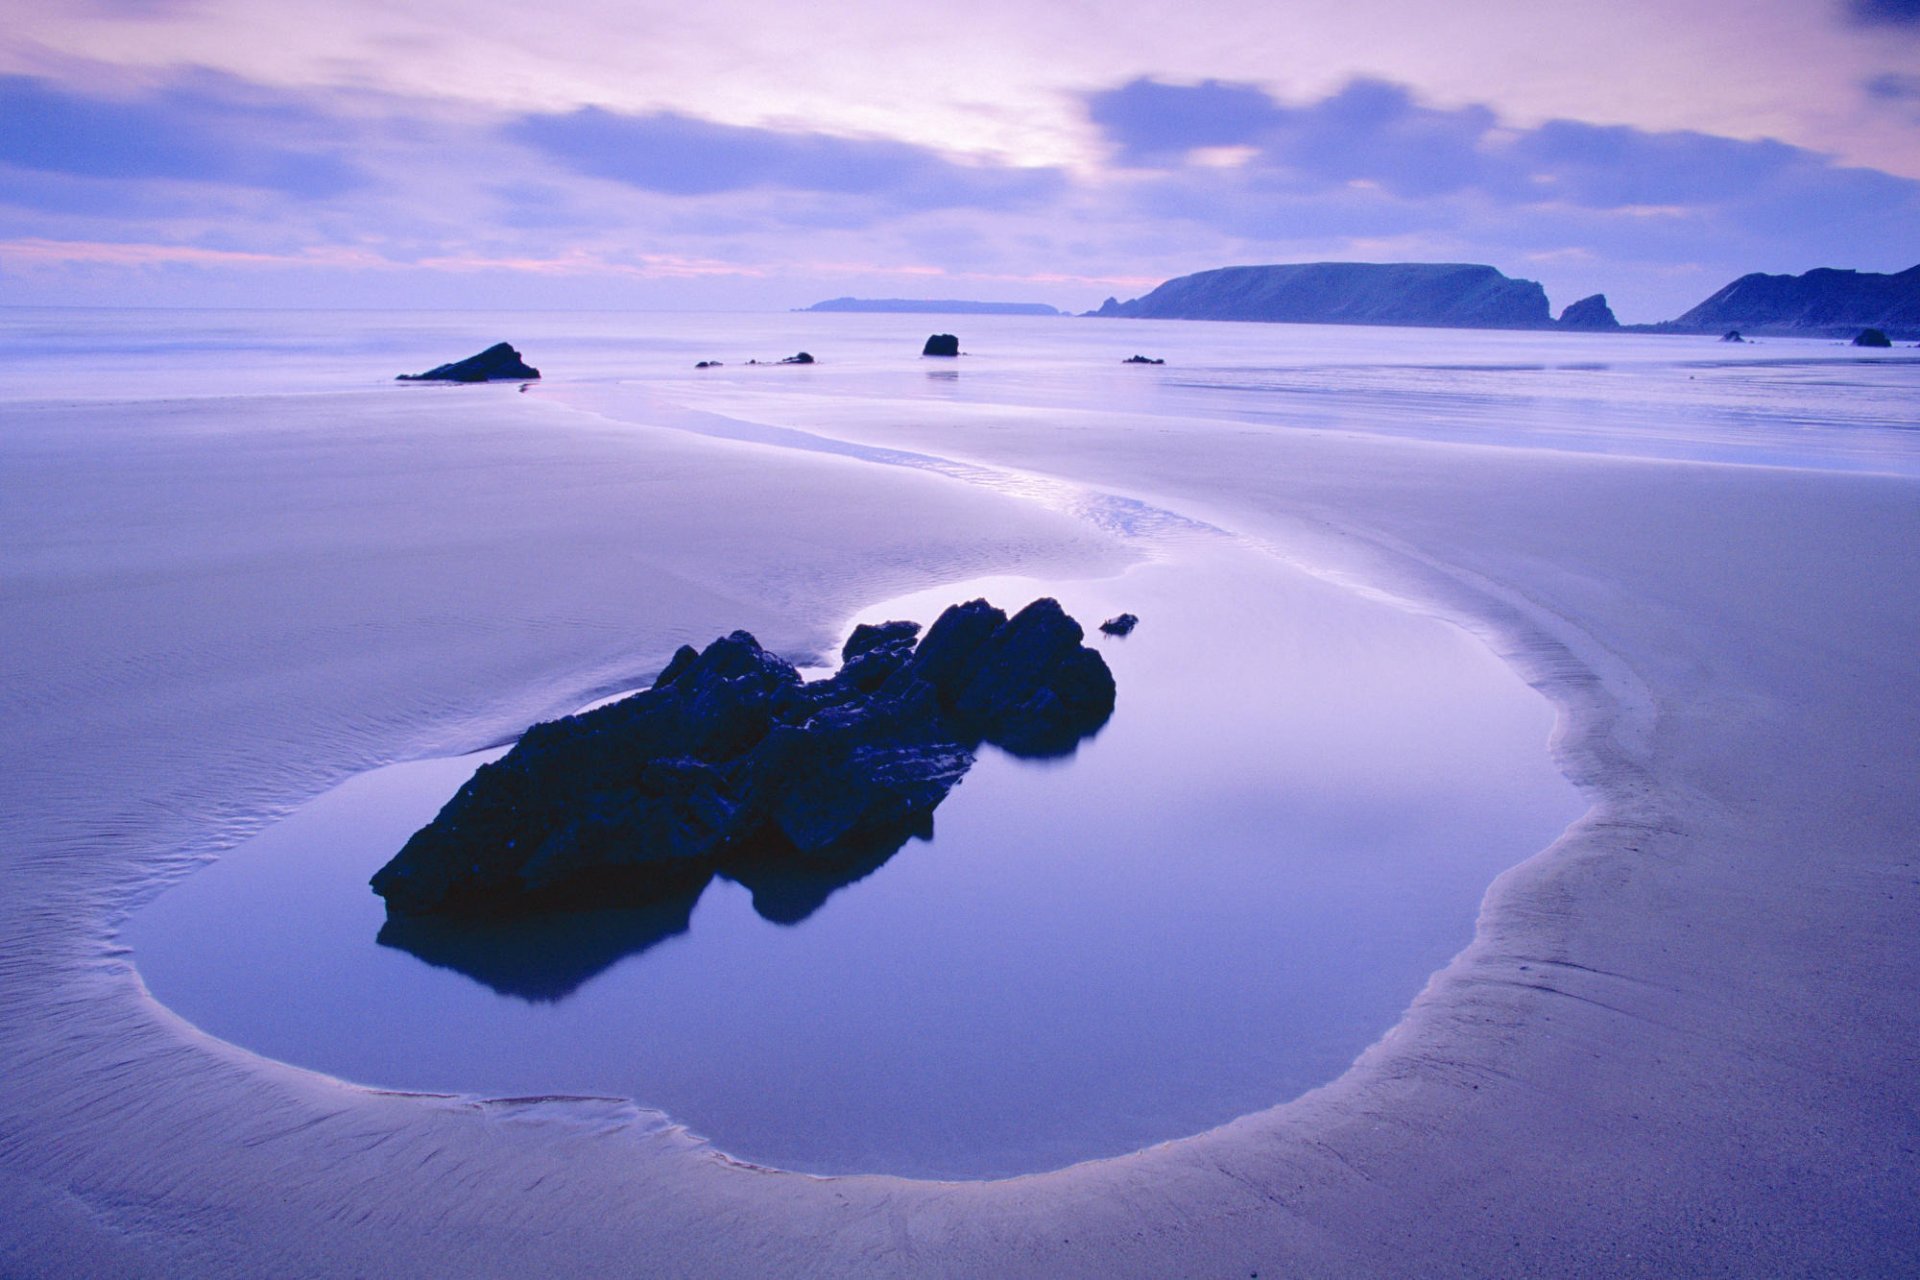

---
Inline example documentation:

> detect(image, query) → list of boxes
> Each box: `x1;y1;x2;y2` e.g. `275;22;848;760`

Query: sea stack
923;334;960;356
397;343;540;382
1558;295;1621;330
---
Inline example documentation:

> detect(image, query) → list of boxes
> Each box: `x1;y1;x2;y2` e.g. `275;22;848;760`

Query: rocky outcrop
1669;264;1920;338
1122;355;1164;364
804;298;1061;316
1099;613;1138;636
922;333;959;356
370;599;1116;919
1853;327;1893;348
1558;294;1621;330
1721;331;1747;343
1087;262;1553;329
397;342;540;382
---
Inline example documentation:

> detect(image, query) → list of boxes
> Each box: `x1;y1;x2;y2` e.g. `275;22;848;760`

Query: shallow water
128;540;1581;1179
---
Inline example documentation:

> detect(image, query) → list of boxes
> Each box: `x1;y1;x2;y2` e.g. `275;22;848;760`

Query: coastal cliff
1088;262;1552;329
1668;264;1920;338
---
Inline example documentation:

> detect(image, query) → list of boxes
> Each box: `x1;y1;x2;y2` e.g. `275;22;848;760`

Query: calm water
129;542;1579;1179
69;306;1914;1178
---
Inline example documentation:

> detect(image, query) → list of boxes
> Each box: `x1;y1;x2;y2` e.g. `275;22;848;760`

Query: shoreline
4;348;1915;1274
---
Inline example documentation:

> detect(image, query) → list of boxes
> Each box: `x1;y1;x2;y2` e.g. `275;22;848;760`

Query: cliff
1087;262;1552;329
1668;265;1920;338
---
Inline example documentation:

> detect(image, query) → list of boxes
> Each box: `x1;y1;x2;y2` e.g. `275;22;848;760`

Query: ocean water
18;306;1912;1181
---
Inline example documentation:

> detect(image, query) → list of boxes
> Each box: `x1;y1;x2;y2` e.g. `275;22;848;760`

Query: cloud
1086;78;1282;163
506;107;1063;213
0;74;365;197
1845;0;1920;26
1865;72;1920;101
1087;76;1920;219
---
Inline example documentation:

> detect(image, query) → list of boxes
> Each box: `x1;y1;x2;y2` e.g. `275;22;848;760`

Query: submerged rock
370;598;1116;918
747;351;815;365
922;333;960;357
397;342;540;382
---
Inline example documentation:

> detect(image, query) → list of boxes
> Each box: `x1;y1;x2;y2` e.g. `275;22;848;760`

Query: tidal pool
127;541;1583;1179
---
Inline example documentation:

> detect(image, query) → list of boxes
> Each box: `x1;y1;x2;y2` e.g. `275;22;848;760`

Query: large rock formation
804;297;1061;315
1086;262;1553;329
1669;264;1920;338
370;599;1116;919
1558;294;1621;330
397;342;540;382
922;333;960;356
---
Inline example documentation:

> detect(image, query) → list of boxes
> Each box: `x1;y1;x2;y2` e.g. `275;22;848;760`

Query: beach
1;312;1915;1276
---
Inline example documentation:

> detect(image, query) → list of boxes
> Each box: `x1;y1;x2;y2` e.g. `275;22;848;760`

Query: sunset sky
2;0;1916;320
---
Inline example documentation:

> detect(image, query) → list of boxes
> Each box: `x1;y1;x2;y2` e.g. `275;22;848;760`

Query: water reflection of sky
129;544;1583;1180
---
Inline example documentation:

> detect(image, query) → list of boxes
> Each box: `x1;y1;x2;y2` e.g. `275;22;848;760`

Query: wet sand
2;360;1916;1276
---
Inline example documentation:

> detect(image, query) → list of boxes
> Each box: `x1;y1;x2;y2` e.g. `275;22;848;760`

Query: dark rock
922;333;960;357
747;352;816;365
1671;264;1920;338
694;360;723;368
1099;613;1138;636
1721;330;1746;343
370;599;1115;918
1853;327;1893;347
1557;294;1621;330
1122;355;1164;364
397;342;540;382
1090;262;1552;329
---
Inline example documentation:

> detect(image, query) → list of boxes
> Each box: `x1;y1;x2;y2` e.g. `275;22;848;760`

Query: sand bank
2;353;1915;1276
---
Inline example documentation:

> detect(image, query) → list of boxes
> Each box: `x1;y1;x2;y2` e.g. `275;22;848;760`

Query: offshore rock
1853;327;1893;348
922;333;960;356
1122;355;1164;364
398;342;540;382
370;598;1115;917
1558;294;1621;330
1100;613;1139;636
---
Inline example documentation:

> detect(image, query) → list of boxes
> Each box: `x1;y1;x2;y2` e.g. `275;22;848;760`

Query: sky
0;0;1916;320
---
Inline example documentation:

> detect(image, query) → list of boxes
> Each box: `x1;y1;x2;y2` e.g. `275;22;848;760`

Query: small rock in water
1122;355;1164;365
1099;613;1139;637
397;342;541;382
694;360;723;368
747;351;816;365
1852;328;1892;348
922;333;960;357
1720;330;1746;343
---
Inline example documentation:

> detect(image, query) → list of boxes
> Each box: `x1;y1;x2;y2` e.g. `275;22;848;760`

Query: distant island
803;297;1062;316
1659;264;1919;339
1082;261;1918;340
1087;263;1552;329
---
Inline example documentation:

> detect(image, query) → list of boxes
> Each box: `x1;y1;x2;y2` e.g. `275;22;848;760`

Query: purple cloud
1086;78;1282;163
1846;0;1920;26
506;107;1063;213
0;74;365;198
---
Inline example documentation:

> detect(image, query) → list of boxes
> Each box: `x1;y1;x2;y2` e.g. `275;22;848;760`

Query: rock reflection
376;814;943;999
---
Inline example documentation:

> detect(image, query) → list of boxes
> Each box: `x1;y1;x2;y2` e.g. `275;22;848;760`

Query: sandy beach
2;323;1916;1277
